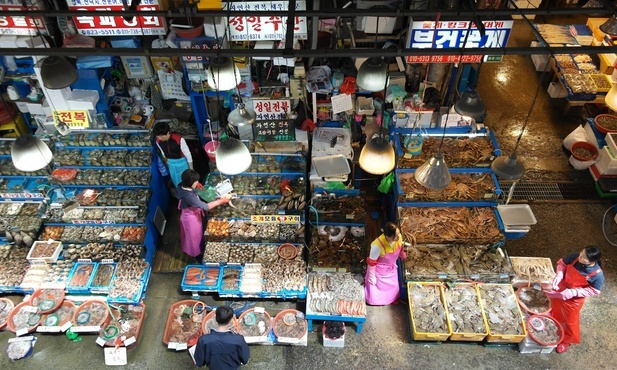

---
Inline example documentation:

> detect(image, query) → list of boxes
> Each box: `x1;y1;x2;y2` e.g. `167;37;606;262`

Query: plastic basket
478;284;527;343
516;286;552;315
29;288;65;314
72;300;109;328
444;284;488;342
0;298;15;330
273;309;307;340
181;265;221;292
237;308;272;337
163;300;207;345
6;301;42;334
526;314;564;346
407;282;452;341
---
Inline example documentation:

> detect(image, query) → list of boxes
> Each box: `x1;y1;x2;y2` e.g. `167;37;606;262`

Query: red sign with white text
0;0;48;36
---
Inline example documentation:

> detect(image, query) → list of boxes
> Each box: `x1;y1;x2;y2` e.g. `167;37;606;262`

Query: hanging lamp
215;137;252;175
358;134;395;175
454;89;486;120
11;135;53;172
206;56;241;91
600;14;617;36
40;56;78;89
415;152;451;189
228;103;256;126
357;57;388;92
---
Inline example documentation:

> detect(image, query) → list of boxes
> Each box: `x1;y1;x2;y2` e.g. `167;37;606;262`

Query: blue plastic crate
181;265;221;292
89;263;117;292
66;262;97;293
218;265;243;296
108;279;145;305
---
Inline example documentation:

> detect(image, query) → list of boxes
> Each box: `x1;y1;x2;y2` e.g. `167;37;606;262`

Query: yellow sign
250;215;301;223
53;110;89;129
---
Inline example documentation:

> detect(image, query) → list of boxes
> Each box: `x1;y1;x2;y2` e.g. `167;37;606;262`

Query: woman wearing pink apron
365;222;407;305
546;246;603;354
176;170;232;261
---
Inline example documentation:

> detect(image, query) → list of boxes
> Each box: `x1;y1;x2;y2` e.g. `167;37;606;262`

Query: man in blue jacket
194;305;250;369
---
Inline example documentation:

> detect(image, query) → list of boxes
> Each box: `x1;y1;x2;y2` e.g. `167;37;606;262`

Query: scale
215;179;234;197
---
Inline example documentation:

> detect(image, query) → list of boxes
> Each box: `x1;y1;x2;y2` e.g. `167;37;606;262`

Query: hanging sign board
227;1;307;41
0;0;48;36
66;0;167;36
406;20;513;63
252;99;295;141
53;110;90;129
250;215;301;223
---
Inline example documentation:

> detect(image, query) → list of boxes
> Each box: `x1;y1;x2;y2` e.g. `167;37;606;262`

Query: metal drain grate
498;182;600;201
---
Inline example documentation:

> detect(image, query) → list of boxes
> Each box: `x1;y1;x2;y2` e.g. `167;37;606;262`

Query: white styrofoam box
548;82;567;98
67;89;100;110
322;324;345;348
273;57;295;67
518;335;556;354
394;110;433;128
203;16;226;38
530;42;550;72
606;132;617;154
595;146;617;174
356;1;402;34
253;41;274;61
583;123;601;150
15;101;29;113
15;36;48;59
356;96;375;116
26;102;44;115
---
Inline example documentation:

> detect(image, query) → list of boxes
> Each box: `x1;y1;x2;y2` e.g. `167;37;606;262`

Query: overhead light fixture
215;138;252;175
228;103;256;126
600;14;617;36
606;84;617;111
454;89;486;120
414;152;451;189
359;134;395;175
206;56;241;91
357;57;388;92
11;135;53;172
40;56;78;89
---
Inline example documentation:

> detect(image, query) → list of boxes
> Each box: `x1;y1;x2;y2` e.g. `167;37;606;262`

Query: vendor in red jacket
546;245;604;354
154;121;193;187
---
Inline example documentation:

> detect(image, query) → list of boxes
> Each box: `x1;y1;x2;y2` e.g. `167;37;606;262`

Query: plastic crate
88;263;116;292
445;284;489;342
27;241;63;263
218;265;243;296
590;74;613;93
66;262;96;293
181;265;221;292
478;284;527;343
408;282;452;341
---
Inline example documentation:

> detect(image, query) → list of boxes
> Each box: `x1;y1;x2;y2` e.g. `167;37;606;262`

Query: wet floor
1;17;617;370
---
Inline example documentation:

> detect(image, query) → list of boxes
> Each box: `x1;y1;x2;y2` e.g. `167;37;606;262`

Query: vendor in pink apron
365;222;407;306
176;169;232;262
546;246;604;354
154;121;193;187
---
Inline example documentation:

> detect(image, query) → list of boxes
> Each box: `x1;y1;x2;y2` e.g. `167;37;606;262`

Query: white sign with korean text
227;1;307;41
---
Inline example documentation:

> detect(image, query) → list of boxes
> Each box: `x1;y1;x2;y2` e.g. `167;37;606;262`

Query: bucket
404;133;423;155
204;140;220;162
171;17;205;38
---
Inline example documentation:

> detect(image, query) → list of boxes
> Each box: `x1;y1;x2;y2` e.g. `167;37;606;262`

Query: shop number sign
250;215;300;223
53;110;89;129
252;99;295;141
0;0;48;35
66;0;166;36
406;20;513;63
227;1;307;41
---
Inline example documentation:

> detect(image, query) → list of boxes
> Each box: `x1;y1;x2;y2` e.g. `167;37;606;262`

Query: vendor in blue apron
154;121;194;187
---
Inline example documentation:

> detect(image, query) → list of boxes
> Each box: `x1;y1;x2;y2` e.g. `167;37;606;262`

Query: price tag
78;259;92;263
254;306;265;314
101;259;115;264
175;343;188;351
277;337;300;344
37;326;61;333
345;214;354;220
124;336;136;346
9;335;33;343
438;273;447;279
96;337;107;347
61;322;73;332
470;274;480;280
167;342;178;349
16;328;29;337
22;306;38;313
71;325;100;332
533;282;542;291
104;347;127;366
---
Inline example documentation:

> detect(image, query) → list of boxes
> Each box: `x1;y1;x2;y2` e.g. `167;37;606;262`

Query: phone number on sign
78;28;165;36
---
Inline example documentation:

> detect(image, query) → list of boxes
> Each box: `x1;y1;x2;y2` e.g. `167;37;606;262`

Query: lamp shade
228;104;256;126
491;152;525;180
206;57;241;91
40;56;78;89
454;90;486;120
414;153;451;189
600;15;617;36
215;138;252;175
606;84;617;111
11;135;53;172
358;136;395;175
356;57;388;92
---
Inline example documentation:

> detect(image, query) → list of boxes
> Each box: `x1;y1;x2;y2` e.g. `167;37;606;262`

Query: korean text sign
252;99;294;141
53;110;89;129
227;1;307;41
406;20;513;63
0;0;47;36
67;0;166;36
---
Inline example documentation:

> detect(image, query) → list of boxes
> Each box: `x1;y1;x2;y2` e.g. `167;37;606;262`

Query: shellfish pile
228;243;255;264
274;311;306;339
460;245;513;280
220;267;242;292
444;285;486;334
238;310;271;337
166;301;207;344
399;207;502;244
397;136;494;168
63;243;143;261
398;172;496;202
228;175;281;195
277;191;306;212
307;272;366;316
261;260;306;293
42;260;74;284
408;283;449;334
0;158;48;176
204;242;230;263
108;257;149;301
478;284;524;335
309;226;365;271
404;245;464;279
58;132;150;147
0;247;29;288
310;195;365;223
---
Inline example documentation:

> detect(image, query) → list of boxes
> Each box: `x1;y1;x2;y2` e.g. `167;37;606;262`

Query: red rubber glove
551;272;564;291
196;182;204;190
399;250;407;261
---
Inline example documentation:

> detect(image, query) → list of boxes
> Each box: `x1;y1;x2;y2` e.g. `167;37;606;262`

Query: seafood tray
27;241;63;263
240;264;262;295
398;206;503;245
477;284;527;343
273;309;308;340
82;149;129;166
38;301;76;331
202;310;238;335
73;299;109;329
509;257;555;289
0;298;15;329
29;288;65;313
396;169;499;204
6;301;42;334
261;260;307;298
403;245;465;281
208;196;280;218
237;308;272;339
309;191;366;223
181;265;221;292
66;262;97;293
100;302;146;348
444;284;488;342
407;282;452;341
108;259;150;303
218;265;243;296
205;174;283;195
0;158;48;176
20;263;50;291
62;243;144;262
309;224;366;272
41;260;74;285
163;300;208;346
306;272;366;316
460;245;514;283
225;220;295;243
56;132;151;148
245;154;305;173
396;134;497;169
54;149;85;166
89;263;117;292
0;247;30;292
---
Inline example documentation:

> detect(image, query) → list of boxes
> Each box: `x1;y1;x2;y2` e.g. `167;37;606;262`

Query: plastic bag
377;172;395;193
569;155;596;170
563;124;588;150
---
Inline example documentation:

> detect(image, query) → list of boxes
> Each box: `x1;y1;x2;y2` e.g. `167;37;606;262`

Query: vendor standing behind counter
154;121;193;187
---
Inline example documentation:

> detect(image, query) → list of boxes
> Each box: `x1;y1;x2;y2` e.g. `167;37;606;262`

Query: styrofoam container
67;89;100;110
518;335;556;354
323;323;345;348
547;82;567;99
595;146;617;175
606;132;617;154
27;241;62;263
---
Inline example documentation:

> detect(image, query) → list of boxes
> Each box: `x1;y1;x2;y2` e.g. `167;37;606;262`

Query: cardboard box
599;53;616;75
547;82;567;98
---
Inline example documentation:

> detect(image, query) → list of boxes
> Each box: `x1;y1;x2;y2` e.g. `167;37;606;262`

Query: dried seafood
309;226;365;271
460;245;513;279
398;136;494;168
478;284;524;335
399;207;502;244
517;287;551;314
408;283;449;334
204;242;230;263
444;285;486;334
404;245;464;279
238;309;271;337
307;272;366;316
398;172;496;202
510;257;555;283
240;265;262;294
310;195;365;223
262;260;306;293
274;311;306;338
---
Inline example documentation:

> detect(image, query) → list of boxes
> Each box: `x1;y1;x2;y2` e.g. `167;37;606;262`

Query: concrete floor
2;17;617;369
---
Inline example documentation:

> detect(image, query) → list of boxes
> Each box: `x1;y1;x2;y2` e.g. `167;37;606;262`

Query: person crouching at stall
546;245;604;354
365;222;407;305
154;121;194;188
177;169;232;262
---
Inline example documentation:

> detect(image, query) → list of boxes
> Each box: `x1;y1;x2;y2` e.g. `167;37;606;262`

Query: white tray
497;205;537;226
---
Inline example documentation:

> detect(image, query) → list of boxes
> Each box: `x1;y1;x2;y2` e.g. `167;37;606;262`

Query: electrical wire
601;204;617;246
